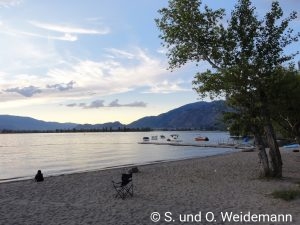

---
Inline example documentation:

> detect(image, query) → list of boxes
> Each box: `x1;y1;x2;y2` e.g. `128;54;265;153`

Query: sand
0;151;299;225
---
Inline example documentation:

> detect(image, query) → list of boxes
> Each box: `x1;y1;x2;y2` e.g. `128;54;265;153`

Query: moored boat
143;137;150;142
283;143;300;148
195;136;209;141
151;136;158;141
167;134;182;142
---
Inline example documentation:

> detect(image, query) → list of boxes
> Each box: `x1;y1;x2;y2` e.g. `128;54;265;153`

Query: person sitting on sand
35;170;44;182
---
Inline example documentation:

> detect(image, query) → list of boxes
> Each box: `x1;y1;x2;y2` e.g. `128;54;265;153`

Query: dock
138;141;254;150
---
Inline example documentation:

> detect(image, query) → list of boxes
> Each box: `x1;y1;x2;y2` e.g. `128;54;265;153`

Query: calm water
0;131;237;182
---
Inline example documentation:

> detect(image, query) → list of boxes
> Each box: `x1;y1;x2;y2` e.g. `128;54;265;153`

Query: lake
0;131;237;182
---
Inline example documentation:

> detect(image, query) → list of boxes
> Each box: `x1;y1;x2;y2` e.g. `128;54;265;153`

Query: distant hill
128;100;228;130
0;115;76;131
0;101;229;131
74;121;125;130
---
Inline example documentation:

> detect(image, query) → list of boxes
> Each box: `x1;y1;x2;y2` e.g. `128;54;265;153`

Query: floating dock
138;141;254;150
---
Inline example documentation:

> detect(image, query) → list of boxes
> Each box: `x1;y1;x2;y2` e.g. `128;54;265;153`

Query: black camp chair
112;173;133;199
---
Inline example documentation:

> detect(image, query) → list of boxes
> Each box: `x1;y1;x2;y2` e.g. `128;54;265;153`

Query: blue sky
0;0;299;124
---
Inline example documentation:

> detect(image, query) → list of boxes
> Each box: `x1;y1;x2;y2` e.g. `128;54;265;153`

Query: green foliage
156;0;299;134
156;0;300;177
155;0;226;70
269;69;300;142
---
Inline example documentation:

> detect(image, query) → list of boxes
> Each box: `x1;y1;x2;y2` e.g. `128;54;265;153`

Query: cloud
66;99;147;109
0;20;108;43
0;0;22;7
108;99;121;107
29;20;110;35
45;48;168;97
144;80;191;94
0;23;79;42
66;103;77;107
106;48;135;59
124;101;147;107
47;81;76;91
83;100;105;109
108;99;147;107
23;31;78;42
0;47;191;105
4;85;42;97
58;33;78;41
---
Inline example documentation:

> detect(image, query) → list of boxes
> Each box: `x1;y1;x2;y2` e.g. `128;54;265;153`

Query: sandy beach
0;150;299;225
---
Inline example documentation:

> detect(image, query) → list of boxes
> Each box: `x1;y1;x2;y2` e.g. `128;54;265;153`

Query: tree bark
264;122;282;177
252;127;271;177
260;92;282;178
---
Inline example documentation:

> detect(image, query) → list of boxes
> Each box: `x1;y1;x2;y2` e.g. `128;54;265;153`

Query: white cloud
0;47;191;106
58;33;78;41
45;48;168;97
0;0;21;7
106;48;135;59
0;27;78;41
144;80;191;94
0;19;108;43
0;22;98;42
19;30;78;42
29;20;110;35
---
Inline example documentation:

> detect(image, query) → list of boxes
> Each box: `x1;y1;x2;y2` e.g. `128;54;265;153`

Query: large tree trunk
264;122;282;177
260;92;282;178
252;126;271;177
254;134;271;177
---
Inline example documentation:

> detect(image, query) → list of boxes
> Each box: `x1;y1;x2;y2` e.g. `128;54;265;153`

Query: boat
195;136;209;141
167;134;182;142
283;143;300;148
142;137;150;142
170;134;179;139
141;134;183;143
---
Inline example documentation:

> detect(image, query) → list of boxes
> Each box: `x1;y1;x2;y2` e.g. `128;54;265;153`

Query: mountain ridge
0;114;77;131
0;101;228;131
128;100;227;130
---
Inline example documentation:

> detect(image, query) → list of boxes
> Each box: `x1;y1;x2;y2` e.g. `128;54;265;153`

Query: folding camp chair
112;173;133;199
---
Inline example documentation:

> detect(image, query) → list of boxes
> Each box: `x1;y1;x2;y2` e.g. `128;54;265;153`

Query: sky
0;0;299;124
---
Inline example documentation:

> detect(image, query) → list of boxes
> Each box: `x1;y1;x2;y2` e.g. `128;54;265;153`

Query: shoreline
0;147;239;184
0;151;299;225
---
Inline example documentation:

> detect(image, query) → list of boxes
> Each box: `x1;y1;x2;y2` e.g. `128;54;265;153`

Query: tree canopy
156;0;300;177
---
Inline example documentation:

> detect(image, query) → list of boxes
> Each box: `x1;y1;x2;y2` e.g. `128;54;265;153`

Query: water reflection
0;131;235;182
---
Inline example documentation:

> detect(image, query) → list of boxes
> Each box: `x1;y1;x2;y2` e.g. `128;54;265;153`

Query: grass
271;189;300;201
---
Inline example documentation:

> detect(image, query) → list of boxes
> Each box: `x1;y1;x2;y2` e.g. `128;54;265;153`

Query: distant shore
0;151;299;225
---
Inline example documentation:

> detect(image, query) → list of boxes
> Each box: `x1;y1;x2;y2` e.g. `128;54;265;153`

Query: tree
156;0;300;177
270;68;300;144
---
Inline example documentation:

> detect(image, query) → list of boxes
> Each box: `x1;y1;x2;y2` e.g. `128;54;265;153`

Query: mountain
0;101;229;131
0;115;77;131
74;121;125;130
128;100;228;130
